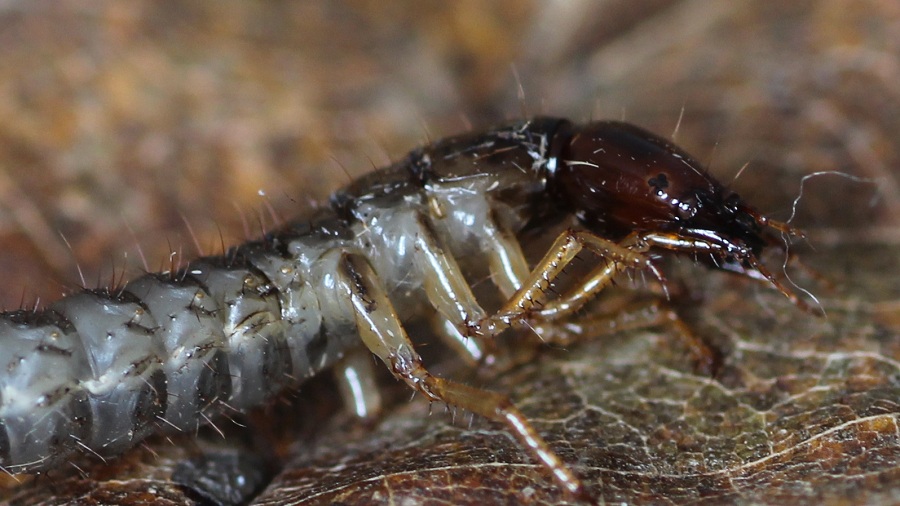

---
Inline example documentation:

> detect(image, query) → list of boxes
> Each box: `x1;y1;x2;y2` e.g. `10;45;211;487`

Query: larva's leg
488;229;649;329
482;229;719;373
332;347;382;419
408;213;495;359
527;256;621;322
411;214;486;330
430;312;499;366
479;218;531;299
336;253;587;498
416;212;546;365
534;299;721;375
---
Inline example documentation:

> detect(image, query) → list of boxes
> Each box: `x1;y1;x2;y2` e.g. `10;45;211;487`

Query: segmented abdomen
0;118;558;474
1;259;286;470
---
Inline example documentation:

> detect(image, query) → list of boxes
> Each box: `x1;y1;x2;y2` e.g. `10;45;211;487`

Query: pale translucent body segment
336;253;585;497
123;275;231;432
420;189;532;361
50;292;167;458
355;201;511;363
186;261;292;411
0;313;91;472
332;347;382;419
241;244;326;381
423;180;532;300
352;202;487;337
300;246;362;367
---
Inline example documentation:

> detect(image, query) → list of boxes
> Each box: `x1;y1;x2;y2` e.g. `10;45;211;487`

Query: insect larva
0;117;807;499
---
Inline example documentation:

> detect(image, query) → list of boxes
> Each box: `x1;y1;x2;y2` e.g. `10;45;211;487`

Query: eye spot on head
648;173;669;192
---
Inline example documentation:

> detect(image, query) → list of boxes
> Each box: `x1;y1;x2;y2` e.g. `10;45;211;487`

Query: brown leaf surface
1;1;898;505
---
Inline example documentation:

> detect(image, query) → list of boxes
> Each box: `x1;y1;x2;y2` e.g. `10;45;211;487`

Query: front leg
484;229;652;331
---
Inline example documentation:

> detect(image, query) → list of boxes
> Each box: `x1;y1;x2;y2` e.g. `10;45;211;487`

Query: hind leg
332;347;383;419
336;252;588;498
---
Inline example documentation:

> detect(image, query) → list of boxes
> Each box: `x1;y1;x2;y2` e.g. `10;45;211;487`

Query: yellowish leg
410;213;488;335
480;218;531;299
534;298;721;375
476;228;720;374
487;230;649;330
529;257;620;321
337;253;588;498
430;311;499;367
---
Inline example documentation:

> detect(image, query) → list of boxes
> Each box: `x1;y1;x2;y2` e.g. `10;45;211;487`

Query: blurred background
0;2;898;504
0;1;895;308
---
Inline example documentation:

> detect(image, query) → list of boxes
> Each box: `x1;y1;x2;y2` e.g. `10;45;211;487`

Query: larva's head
547;120;805;306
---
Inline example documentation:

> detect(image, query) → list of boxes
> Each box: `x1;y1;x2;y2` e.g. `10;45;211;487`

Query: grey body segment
122;274;231;431
49;291;167;460
0;118;562;473
183;260;293;410
0;312;92;471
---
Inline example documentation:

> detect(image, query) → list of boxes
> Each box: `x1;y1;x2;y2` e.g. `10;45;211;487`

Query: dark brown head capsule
547;120;805;307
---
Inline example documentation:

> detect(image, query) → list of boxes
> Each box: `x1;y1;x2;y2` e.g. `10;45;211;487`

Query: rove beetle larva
0;117;807;500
